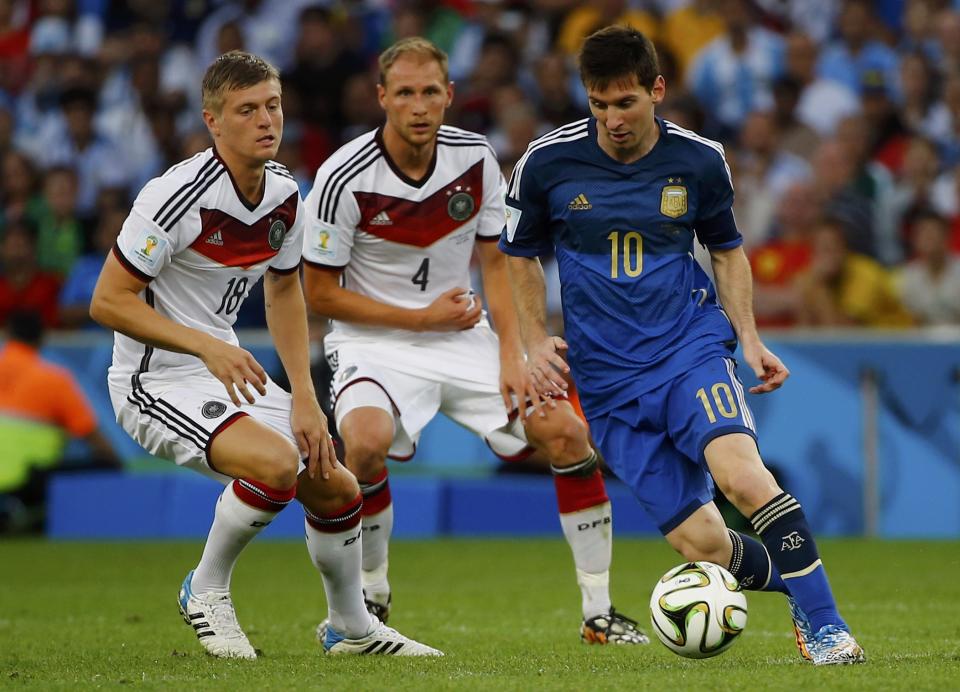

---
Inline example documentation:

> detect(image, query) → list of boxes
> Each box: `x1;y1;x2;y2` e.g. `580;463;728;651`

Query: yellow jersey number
695;383;739;424
607;231;643;278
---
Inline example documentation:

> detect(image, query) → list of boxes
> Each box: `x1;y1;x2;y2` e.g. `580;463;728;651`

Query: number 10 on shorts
695;383;738;423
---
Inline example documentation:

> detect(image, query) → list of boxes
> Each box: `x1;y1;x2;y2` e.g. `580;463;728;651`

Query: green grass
1;539;958;690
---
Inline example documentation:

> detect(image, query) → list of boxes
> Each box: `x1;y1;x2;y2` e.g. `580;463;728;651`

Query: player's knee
717;465;780;514
533;416;589;465
246;443;300;490
668;512;729;564
342;431;390;479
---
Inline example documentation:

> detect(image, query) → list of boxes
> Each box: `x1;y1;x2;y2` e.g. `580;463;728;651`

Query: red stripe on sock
306;493;363;533
554;469;609;514
360;469;392;516
232;478;297;512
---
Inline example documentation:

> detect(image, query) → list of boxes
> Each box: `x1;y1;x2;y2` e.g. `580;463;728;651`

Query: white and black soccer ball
649;561;748;659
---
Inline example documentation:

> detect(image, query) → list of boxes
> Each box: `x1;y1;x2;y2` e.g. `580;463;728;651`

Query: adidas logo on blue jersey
568;194;592;210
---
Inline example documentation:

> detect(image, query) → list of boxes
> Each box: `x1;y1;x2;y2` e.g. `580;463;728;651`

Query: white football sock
192;481;282;594
559;502;613;619
360;505;393;602
305;519;374;638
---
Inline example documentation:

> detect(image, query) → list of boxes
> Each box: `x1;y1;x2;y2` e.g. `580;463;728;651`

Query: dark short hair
579;25;660;92
201;50;280;115
909;208;948;230
7;310;43;346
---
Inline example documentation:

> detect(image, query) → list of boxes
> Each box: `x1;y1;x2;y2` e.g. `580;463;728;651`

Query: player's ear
377;83;387;111
651;75;666;105
201;109;220;137
446;80;455;107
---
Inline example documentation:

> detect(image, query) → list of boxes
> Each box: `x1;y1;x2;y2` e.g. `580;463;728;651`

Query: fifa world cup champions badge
660;178;687;219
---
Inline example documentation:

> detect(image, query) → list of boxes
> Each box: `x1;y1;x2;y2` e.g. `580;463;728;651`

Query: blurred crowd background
2;0;960;332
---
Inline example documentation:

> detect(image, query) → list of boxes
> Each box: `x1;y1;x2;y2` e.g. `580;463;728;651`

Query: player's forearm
264;273;316;398
90;289;215;358
710;247;761;347
505;256;550;350
305;269;433;331
479;247;524;357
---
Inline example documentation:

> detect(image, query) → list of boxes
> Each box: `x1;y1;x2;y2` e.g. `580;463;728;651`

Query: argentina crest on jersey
660;177;687;219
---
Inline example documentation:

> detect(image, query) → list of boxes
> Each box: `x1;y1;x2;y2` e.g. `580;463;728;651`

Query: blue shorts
589;356;758;535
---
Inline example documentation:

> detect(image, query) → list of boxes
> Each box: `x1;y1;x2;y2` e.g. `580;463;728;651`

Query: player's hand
198;337;268;406
415;287;483;332
742;340;789;394
499;350;551;416
525;336;570;417
291;392;339;480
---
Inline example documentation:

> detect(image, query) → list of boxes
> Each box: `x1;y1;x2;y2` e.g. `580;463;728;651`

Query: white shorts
109;373;301;483
327;326;530;461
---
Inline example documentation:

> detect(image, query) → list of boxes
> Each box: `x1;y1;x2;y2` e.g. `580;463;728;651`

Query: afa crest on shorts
268;219;287;250
660;179;687;219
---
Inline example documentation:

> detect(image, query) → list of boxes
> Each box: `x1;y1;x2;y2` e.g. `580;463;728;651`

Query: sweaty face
207;79;283;164
587;74;663;163
379;55;453;148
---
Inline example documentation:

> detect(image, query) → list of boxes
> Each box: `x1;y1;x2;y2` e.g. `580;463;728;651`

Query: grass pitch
1;538;957;690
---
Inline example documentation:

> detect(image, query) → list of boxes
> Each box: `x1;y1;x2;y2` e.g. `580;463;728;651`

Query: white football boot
178;570;256;660
322;617;443;656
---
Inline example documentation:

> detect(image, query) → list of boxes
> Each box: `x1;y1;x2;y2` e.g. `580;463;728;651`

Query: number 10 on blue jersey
607;231;643;278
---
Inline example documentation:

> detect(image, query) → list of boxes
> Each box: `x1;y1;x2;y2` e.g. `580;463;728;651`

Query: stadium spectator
0;217;61;328
784;31;860;137
860;67;911;171
750;181;817;327
0;309;119;531
27;165;83;276
898;210;960;326
556;0;658;59
834;113;900;265
58;205;125;329
734;109;811;248
898;51;950;143
687;0;785;137
890;135;943;255
282;6;366;150
660;0;725;79
817;0;900;96
795;218;912;327
532;51;588;129
38;87;128;218
810;138;878;260
0;0;30;94
1;149;40;223
770;77;821;160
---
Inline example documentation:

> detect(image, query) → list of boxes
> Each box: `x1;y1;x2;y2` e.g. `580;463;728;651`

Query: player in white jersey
90;51;439;659
303;37;648;646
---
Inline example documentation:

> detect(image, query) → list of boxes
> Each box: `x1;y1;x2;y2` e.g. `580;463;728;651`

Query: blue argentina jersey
499;117;741;419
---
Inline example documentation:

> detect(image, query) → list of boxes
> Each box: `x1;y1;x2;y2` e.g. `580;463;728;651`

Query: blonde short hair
378;37;449;86
202;50;280;115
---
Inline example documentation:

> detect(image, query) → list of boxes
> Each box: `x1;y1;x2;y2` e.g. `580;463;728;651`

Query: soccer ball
649;561;748;659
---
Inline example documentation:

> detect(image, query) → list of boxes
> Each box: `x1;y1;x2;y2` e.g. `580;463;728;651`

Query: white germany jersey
302;126;507;342
108;148;304;390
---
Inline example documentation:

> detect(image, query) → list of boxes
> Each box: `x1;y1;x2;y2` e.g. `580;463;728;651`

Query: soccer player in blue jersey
500;26;865;666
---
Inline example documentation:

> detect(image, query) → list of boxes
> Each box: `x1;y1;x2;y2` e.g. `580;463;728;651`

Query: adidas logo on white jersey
568;194;592;210
206;230;224;246
370;211;393;226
